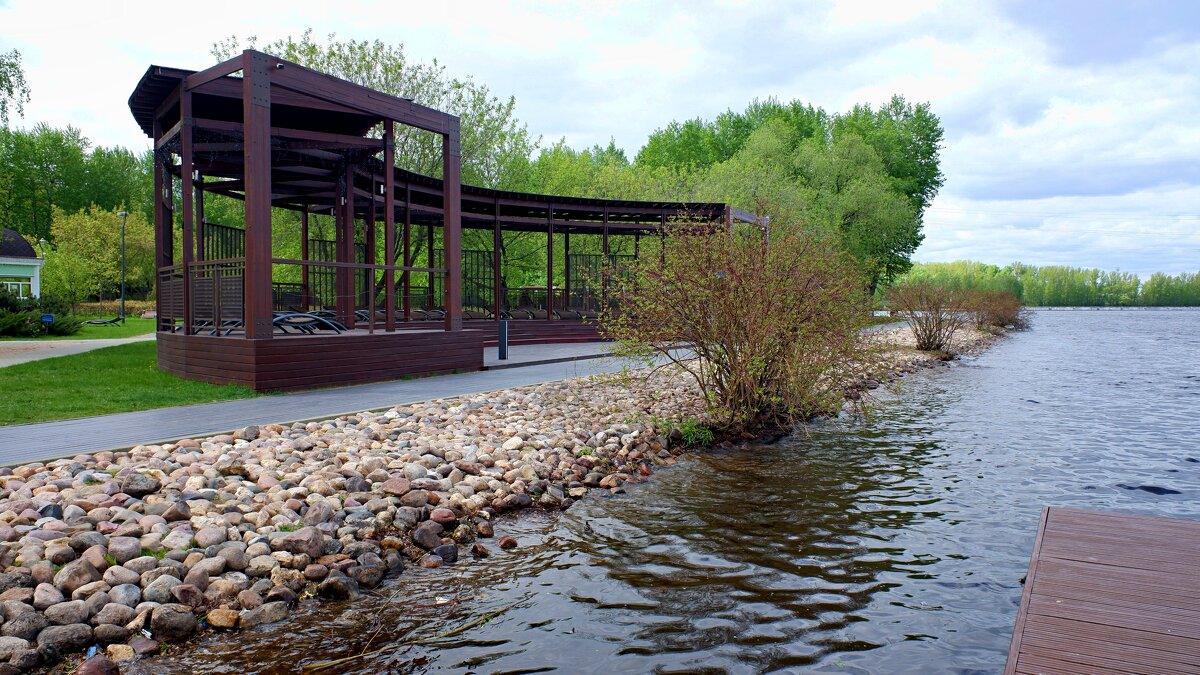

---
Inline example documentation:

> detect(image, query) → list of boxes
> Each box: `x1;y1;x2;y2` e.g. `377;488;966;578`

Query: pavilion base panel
157;330;485;392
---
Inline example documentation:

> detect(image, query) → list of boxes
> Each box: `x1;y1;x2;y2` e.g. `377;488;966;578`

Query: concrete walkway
484;342;613;368
0;333;156;368
0;350;628;466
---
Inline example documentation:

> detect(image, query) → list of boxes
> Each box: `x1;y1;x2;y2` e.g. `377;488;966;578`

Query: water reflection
146;310;1200;674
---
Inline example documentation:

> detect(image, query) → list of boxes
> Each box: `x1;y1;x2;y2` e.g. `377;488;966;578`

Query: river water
147;309;1200;674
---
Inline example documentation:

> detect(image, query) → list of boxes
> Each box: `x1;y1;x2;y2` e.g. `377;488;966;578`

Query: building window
0;276;32;299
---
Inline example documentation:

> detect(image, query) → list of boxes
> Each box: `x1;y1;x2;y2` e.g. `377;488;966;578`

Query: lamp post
117;211;128;324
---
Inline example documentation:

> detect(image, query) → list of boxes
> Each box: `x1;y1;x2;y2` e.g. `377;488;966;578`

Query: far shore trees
899;260;1200;307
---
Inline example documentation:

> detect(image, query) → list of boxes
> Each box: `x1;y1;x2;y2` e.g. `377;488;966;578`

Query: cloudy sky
2;0;1197;278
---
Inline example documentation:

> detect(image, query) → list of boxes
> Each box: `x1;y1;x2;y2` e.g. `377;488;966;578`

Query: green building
0;228;43;299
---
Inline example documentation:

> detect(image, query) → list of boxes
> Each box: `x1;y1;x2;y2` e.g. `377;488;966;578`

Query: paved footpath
0;333;156;368
0;348;627;467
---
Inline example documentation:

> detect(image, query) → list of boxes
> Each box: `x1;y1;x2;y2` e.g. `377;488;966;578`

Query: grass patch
140;548;169;560
0;341;259;426
0;317;157;341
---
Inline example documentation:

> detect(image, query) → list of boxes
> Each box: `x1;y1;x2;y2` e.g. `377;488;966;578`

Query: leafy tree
0;48;31;128
212;30;538;190
0;124;88;240
832;95;945;212
43;206;155;305
793;133;920;294
0;125;151;243
635;98;828;170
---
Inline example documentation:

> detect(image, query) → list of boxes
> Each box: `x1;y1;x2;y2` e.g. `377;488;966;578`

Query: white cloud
0;0;1196;276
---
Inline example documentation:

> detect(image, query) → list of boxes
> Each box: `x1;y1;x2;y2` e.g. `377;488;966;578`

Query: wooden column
241;50;273;339
152;120;164;330
442;124;463;331
336;164;355;326
384;121;396;331
563;227;571;313
365;174;376;332
601;207;609;310
402;183;411;321
546;206;554;322
195;174;205;262
427;222;434;311
179;88;195;335
300;210;310;311
492;199;502;319
659;214;666;267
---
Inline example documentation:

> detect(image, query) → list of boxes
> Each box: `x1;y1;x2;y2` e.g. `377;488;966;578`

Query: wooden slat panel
1006;507;1200;675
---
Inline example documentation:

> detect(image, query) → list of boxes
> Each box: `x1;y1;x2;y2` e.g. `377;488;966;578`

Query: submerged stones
0;369;699;672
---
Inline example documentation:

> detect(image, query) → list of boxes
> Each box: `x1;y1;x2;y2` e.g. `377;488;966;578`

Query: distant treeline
899;261;1200;307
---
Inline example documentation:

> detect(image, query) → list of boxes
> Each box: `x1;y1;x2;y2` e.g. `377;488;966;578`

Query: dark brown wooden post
492;198;501;320
162;163;173;268
601;207;609;311
152;120;164;330
336;164;355;326
300;209;310;312
402;183;411;321
383;121;396;332
442;124;463;331
195;174;205;262
659;213;666;267
162;155;174;326
564;227;571;314
179;88;195;335
365;174;376;332
427;222;434;311
546;206;554;322
242;50;273;339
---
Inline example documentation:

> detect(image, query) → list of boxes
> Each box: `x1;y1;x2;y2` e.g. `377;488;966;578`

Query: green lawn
0;341;258;426
0;317;158;341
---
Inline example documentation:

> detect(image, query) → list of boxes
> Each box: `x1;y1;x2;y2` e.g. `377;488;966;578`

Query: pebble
206;608;240;630
0;369;702;668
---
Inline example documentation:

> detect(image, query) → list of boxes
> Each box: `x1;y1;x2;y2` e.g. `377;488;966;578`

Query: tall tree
793;133;920;294
832;95;945;212
0;48;31;128
211;31;538;190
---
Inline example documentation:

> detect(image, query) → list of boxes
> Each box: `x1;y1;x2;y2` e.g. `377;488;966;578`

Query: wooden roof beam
184;54;244;91
263;52;455;134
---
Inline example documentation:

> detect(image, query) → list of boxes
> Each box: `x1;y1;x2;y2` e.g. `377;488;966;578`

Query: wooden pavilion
128;50;754;391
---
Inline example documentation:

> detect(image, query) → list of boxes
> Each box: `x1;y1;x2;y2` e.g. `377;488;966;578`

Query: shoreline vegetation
0;323;1009;674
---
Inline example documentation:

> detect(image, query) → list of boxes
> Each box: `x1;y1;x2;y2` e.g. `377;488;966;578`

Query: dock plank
1006;507;1200;675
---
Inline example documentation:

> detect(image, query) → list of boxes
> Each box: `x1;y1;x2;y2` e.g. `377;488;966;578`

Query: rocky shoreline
0;325;1003;674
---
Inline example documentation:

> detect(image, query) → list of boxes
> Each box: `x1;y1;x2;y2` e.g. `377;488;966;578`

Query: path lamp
117;211;128;324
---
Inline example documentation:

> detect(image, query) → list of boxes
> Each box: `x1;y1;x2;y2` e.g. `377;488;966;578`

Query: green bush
0;287;24;313
0;311;40;337
43;315;83;336
0;309;83;337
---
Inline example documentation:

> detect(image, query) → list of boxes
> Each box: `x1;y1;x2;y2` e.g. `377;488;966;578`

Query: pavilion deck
157;327;485;391
1006;506;1200;674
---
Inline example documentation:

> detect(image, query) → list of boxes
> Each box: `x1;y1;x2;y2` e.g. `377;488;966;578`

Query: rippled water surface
147;310;1200;674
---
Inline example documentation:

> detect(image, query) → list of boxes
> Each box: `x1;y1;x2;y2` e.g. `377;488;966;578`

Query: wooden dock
1006;506;1200;674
